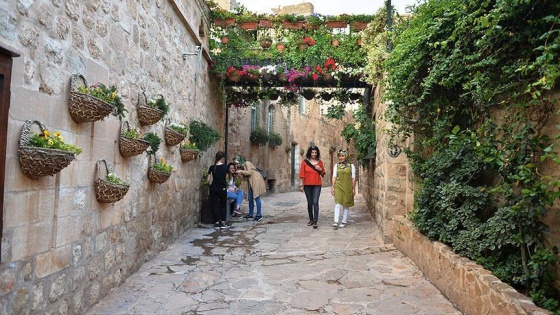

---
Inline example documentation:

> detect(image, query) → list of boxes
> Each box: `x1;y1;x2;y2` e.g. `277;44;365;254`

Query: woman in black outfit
207;151;229;229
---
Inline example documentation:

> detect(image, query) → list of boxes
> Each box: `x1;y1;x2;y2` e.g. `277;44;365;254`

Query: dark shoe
220;223;230;229
214;222;221;228
254;215;263;222
313;222;318;229
244;215;254;220
307;220;314;226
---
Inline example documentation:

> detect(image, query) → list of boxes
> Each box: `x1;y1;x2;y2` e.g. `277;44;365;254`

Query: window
267;105;275;134
298;95;306;114
251;104;257;131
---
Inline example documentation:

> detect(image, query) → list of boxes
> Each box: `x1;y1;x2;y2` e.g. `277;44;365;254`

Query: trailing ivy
381;0;560;311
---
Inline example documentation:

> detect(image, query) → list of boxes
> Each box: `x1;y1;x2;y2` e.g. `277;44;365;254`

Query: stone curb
392;216;551;315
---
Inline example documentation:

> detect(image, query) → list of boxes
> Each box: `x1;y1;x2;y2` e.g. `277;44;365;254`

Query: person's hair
306;145;321;159
226;162;236;180
214;151;226;164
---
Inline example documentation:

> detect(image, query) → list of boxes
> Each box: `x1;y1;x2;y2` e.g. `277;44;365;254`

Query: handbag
304;159;325;177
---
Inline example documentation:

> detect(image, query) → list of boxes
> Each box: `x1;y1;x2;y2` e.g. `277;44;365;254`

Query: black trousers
209;185;227;222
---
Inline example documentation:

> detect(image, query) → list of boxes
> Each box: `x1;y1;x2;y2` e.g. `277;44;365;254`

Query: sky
236;0;422;15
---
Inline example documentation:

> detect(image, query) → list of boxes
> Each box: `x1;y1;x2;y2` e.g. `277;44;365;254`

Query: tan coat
236;161;267;198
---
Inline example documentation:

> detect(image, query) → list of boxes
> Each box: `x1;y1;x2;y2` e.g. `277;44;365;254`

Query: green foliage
181;140;199;151
250;127;269;145
381;0;560;311
106;173;128;186
169;123;188;134
340;107;376;164
147;95;170;116
28;130;82;155
268;131;283;146
152;158;173;173
143;132;162;154
122;126;140;139
189;120;221;151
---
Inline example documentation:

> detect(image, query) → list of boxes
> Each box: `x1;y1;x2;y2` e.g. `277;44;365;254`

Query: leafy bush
268;132;282;146
143;132;162;154
147;95;169;116
250;127;268;145
189;120;221;151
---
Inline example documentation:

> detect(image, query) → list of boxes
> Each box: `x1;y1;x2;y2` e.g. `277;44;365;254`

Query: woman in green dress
331;149;356;228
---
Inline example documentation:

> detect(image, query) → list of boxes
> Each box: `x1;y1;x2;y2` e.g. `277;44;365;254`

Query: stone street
85;188;461;315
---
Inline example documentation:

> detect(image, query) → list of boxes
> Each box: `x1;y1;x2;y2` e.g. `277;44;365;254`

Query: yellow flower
47;139;54;146
43;130;51;137
111;92;116;99
54;131;60;137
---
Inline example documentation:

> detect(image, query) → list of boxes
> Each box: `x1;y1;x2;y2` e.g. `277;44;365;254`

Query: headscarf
233;155;246;167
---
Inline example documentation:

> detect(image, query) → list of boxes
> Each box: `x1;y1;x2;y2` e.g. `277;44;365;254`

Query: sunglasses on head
339;150;347;154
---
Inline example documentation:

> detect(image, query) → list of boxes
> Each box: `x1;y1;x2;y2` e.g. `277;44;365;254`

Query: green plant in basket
169;122;188;135
147;95;170;116
189;120;221;151
268;132;283;146
106;172;129;186
152;158;173;173
28;129;82;155
181;140;199;151
123;126;141;138
77;83;127;119
143;132;162;153
250;127;269;145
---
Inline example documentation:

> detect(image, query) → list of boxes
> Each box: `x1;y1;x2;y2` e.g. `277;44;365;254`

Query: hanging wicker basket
94;159;129;203
18;120;76;179
180;148;199;163
68;74;114;123
164;123;187;147
119;120;149;158
137;92;164;126
148;155;171;183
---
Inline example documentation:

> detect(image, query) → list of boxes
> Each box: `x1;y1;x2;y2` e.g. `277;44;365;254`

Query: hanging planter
94;159;129;203
119;120;150;158
276;43;286;52
148;154;172;184
321;92;334;101
300;89;316;101
357;38;363;46
164;121;188;146
18;120;80;179
260;38;272;49
282;21;304;29
239;21;258;30
213;18;235;27
179;140;200;162
331;39;340;47
137;92;164;126
220;36;229;44
327;21;347;29
258;19;273;28
349;92;362;101
68;74;115;123
350;21;368;31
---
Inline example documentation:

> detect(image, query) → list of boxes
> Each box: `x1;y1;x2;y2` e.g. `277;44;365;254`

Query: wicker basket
68;74;114;123
180;148;199;163
137;92;163;126
148;155;171;183
164;126;187;146
119;120;149;158
18;120;76;179
94;159;129;203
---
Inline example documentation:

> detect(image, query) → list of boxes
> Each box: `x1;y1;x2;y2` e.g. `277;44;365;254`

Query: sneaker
244;215;254;220
307;221;314;226
220;223;230;229
254;215;263;222
214;223;221;228
313;222;318;229
332;222;339;227
338;223;346;228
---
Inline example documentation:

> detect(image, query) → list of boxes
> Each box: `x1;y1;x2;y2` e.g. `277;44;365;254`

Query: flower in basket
28;129;83;155
259;65;278;76
226;67;244;82
77;83;127;119
169;122;188;135
181;140;199;151
106;172;129;186
147;95;170;116
123;126;141;138
242;65;261;81
302;36;316;46
152;158;173;173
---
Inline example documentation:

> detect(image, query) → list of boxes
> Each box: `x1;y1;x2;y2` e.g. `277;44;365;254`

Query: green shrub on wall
189;120;221;151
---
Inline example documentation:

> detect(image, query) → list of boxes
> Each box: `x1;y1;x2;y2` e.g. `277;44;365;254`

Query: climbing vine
380;0;560;311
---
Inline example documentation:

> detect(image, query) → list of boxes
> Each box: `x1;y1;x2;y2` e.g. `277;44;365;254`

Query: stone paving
86;188;462;315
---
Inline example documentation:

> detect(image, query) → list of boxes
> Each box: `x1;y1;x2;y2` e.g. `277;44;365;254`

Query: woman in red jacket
298;145;326;228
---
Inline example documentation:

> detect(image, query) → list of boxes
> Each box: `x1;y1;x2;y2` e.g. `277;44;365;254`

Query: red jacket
299;159;326;186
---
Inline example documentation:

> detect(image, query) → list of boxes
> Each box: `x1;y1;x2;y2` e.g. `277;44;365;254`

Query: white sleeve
351;164;356;178
332;164;338;177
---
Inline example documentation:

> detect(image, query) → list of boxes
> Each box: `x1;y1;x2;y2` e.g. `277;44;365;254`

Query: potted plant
164;122;188;146
189;120;221;151
305;14;324;30
180;140;200;162
207;0;236;26
70;74;127;122
326;14;351;29
137;92;167;126
18;120;82;179
234;5;259;29
278;14;305;29
143;132;162;154
250;127;269;145
259;36;273;49
148;156;173;184
349;14;374;31
119;120;150;158
94;159;129;203
268;132;283;147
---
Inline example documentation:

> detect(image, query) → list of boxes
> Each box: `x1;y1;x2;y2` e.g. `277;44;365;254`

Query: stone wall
0;0;221;314
393;216;550;315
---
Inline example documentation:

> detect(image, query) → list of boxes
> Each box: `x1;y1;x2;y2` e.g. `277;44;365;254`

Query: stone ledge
392;216;551;315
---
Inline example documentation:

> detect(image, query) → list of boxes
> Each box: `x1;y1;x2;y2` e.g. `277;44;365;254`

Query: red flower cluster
311;58;338;80
302;36;316;46
226;67;243;78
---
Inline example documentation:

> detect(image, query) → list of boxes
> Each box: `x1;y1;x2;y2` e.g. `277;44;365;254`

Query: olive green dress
334;163;354;207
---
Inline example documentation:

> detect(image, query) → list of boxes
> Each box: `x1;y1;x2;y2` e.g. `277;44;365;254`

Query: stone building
0;0;224;313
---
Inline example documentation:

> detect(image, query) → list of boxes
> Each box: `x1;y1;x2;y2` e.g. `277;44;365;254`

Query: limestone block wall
0;0;222;314
393;216;550;315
